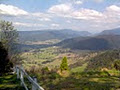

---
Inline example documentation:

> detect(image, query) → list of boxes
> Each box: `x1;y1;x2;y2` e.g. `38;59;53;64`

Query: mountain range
18;28;120;51
19;29;91;43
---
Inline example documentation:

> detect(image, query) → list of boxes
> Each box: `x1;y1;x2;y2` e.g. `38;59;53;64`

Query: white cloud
32;12;51;18
0;4;28;16
48;3;103;20
14;22;44;27
14;22;31;27
31;13;51;21
86;5;120;31
0;4;52;22
48;3;119;26
93;0;104;3
74;1;83;5
39;18;51;21
51;23;59;27
100;5;120;23
66;20;71;23
48;4;73;17
72;8;103;20
106;5;120;12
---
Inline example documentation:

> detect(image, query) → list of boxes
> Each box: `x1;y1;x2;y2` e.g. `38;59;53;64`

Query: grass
71;63;88;73
57;76;120;90
35;71;120;90
0;74;24;90
29;68;120;90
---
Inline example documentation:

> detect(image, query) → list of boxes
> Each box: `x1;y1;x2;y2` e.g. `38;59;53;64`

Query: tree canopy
0;20;18;53
60;57;69;72
0;20;20;64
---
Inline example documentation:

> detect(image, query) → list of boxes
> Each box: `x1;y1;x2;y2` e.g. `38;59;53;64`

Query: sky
0;0;120;33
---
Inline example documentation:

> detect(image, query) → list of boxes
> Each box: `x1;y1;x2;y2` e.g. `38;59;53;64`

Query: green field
21;46;89;69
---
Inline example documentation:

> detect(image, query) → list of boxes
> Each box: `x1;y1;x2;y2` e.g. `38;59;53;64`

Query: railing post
13;66;16;73
32;76;37;90
15;65;44;90
20;67;24;86
17;67;19;79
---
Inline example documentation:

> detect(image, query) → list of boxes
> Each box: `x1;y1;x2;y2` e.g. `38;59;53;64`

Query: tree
0;20;18;52
60;57;69;72
0;42;13;75
114;60;120;71
0;20;20;64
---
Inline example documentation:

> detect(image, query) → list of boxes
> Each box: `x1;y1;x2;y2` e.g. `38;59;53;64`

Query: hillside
57;35;120;50
19;29;91;43
86;50;120;71
99;28;120;35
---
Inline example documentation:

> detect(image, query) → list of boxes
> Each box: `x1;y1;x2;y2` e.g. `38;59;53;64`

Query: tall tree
0;20;19;64
60;57;69;72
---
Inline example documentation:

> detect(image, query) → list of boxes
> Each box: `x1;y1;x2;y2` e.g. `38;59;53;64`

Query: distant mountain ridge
19;29;91;43
57;35;120;50
99;28;120;35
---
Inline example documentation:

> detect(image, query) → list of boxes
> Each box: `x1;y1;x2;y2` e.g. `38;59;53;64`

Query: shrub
114;60;120;71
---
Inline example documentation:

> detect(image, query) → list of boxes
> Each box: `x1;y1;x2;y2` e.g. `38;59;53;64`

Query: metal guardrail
14;66;44;90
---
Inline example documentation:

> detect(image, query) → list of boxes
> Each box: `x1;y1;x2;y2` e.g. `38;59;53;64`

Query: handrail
14;65;44;90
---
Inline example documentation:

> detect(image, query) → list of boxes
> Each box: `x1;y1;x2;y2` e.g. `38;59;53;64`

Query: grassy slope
52;75;120;90
36;70;120;90
71;63;88;73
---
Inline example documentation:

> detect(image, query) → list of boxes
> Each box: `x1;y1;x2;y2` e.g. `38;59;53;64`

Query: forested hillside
86;50;120;71
57;35;120;50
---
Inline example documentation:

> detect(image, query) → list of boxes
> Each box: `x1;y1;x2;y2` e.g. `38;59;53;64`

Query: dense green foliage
0;20;19;64
60;57;69;71
86;50;120;71
0;21;18;53
114;60;120;71
0;42;13;75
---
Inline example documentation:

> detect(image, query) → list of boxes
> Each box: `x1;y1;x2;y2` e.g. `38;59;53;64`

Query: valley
18;28;120;90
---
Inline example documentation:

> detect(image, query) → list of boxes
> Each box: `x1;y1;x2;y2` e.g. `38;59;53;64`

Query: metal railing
14;66;44;90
